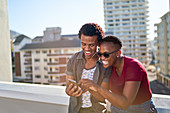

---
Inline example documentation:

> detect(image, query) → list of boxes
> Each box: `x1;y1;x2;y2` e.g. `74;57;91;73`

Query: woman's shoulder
124;56;144;68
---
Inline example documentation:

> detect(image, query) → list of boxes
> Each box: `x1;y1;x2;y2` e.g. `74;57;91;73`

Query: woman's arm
97;81;141;109
79;79;109;102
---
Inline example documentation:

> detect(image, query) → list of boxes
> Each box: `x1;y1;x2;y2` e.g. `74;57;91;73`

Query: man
65;23;112;113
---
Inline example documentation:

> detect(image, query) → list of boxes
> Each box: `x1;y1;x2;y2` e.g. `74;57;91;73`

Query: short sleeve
103;67;112;82
66;56;74;76
125;62;144;81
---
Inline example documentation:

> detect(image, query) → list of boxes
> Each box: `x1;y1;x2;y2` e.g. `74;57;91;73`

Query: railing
0;81;170;113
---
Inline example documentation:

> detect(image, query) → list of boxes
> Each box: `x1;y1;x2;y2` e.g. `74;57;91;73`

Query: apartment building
155;12;170;88
13;35;32;79
104;0;150;66
18;27;81;85
20;39;81;85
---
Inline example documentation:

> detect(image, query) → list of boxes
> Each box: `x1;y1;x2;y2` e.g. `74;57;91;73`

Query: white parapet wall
0;81;170;113
0;0;12;81
0;81;69;113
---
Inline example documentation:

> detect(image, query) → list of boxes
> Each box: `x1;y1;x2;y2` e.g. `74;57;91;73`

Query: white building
155;11;170;88
12;35;32;81
104;0;150;66
20;27;81;85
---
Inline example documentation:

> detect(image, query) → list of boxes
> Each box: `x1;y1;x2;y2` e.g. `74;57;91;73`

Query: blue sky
8;0;169;40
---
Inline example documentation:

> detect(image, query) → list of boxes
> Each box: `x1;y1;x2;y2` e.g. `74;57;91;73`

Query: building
20;39;81;85
155;11;170;88
12;35;32;81
104;0;150;66
18;27;81;85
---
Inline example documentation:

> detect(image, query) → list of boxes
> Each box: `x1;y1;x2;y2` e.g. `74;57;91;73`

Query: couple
65;23;158;113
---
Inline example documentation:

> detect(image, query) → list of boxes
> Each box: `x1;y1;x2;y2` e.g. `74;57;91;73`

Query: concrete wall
0;0;12;81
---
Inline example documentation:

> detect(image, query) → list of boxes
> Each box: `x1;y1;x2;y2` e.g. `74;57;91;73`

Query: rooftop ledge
0;81;170;113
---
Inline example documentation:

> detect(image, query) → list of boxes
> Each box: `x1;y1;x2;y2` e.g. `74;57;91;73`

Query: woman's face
99;42;118;68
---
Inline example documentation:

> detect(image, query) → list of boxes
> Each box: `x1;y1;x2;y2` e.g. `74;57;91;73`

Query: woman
79;36;158;113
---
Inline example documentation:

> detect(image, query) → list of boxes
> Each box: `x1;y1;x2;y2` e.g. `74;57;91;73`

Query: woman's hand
79;79;98;92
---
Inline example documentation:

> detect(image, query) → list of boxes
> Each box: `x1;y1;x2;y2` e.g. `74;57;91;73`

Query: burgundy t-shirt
109;56;152;105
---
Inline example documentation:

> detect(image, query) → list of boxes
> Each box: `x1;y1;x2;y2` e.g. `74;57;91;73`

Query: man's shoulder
67;51;84;65
70;51;83;60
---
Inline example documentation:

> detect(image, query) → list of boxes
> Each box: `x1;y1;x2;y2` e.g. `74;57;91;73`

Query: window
123;23;130;26
122;19;130;21
122;6;129;8
108;28;114;31
34;59;40;62
132;18;137;20
107;16;113;18
115;15;120;17
44;67;48;71
107;20;113;22
115;6;119;9
36;51;40;54
107;7;112;10
142;53;146;55
35;75;41;78
44;59;47;62
42;50;47;53
107;11;112;14
55;67;59;72
115;23;120;26
54;58;58;62
115;19;120;22
54;50;60;54
44;75;48;79
139;22;145;25
35;66;39;70
108;24;114;26
132;5;137;7
106;2;112;5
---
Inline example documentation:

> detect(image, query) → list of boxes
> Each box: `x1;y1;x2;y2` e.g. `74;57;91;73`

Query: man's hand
65;82;82;97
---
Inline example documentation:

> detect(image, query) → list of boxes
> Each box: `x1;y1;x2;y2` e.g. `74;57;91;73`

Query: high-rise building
155;11;170;88
104;0;150;66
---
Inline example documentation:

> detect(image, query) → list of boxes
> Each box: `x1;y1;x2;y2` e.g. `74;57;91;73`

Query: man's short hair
99;35;122;50
78;23;104;42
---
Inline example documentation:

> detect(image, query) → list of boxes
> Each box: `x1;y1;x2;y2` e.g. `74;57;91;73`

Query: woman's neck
115;56;124;70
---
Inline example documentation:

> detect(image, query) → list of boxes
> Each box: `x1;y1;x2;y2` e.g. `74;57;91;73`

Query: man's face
81;34;98;59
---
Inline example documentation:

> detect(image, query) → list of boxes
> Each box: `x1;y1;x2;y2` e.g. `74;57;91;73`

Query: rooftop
20;39;81;50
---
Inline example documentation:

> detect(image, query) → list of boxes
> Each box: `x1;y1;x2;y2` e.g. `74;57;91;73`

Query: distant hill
10;30;20;40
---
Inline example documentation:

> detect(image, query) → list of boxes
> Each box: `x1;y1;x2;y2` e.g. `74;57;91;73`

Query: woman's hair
99;35;122;50
78;23;104;42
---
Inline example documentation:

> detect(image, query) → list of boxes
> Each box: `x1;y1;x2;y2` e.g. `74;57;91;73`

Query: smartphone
68;79;78;86
68;79;79;92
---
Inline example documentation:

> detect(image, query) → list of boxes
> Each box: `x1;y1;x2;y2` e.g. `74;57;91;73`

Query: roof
33;36;43;40
13;35;31;44
61;34;78;37
20;39;81;50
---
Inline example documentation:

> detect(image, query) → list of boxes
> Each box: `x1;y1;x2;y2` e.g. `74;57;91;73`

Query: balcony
0;81;170;113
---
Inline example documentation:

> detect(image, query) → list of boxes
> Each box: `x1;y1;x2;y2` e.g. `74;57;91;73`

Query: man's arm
65;75;82;97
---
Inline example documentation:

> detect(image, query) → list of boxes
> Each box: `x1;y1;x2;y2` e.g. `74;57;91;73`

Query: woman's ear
117;50;121;57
